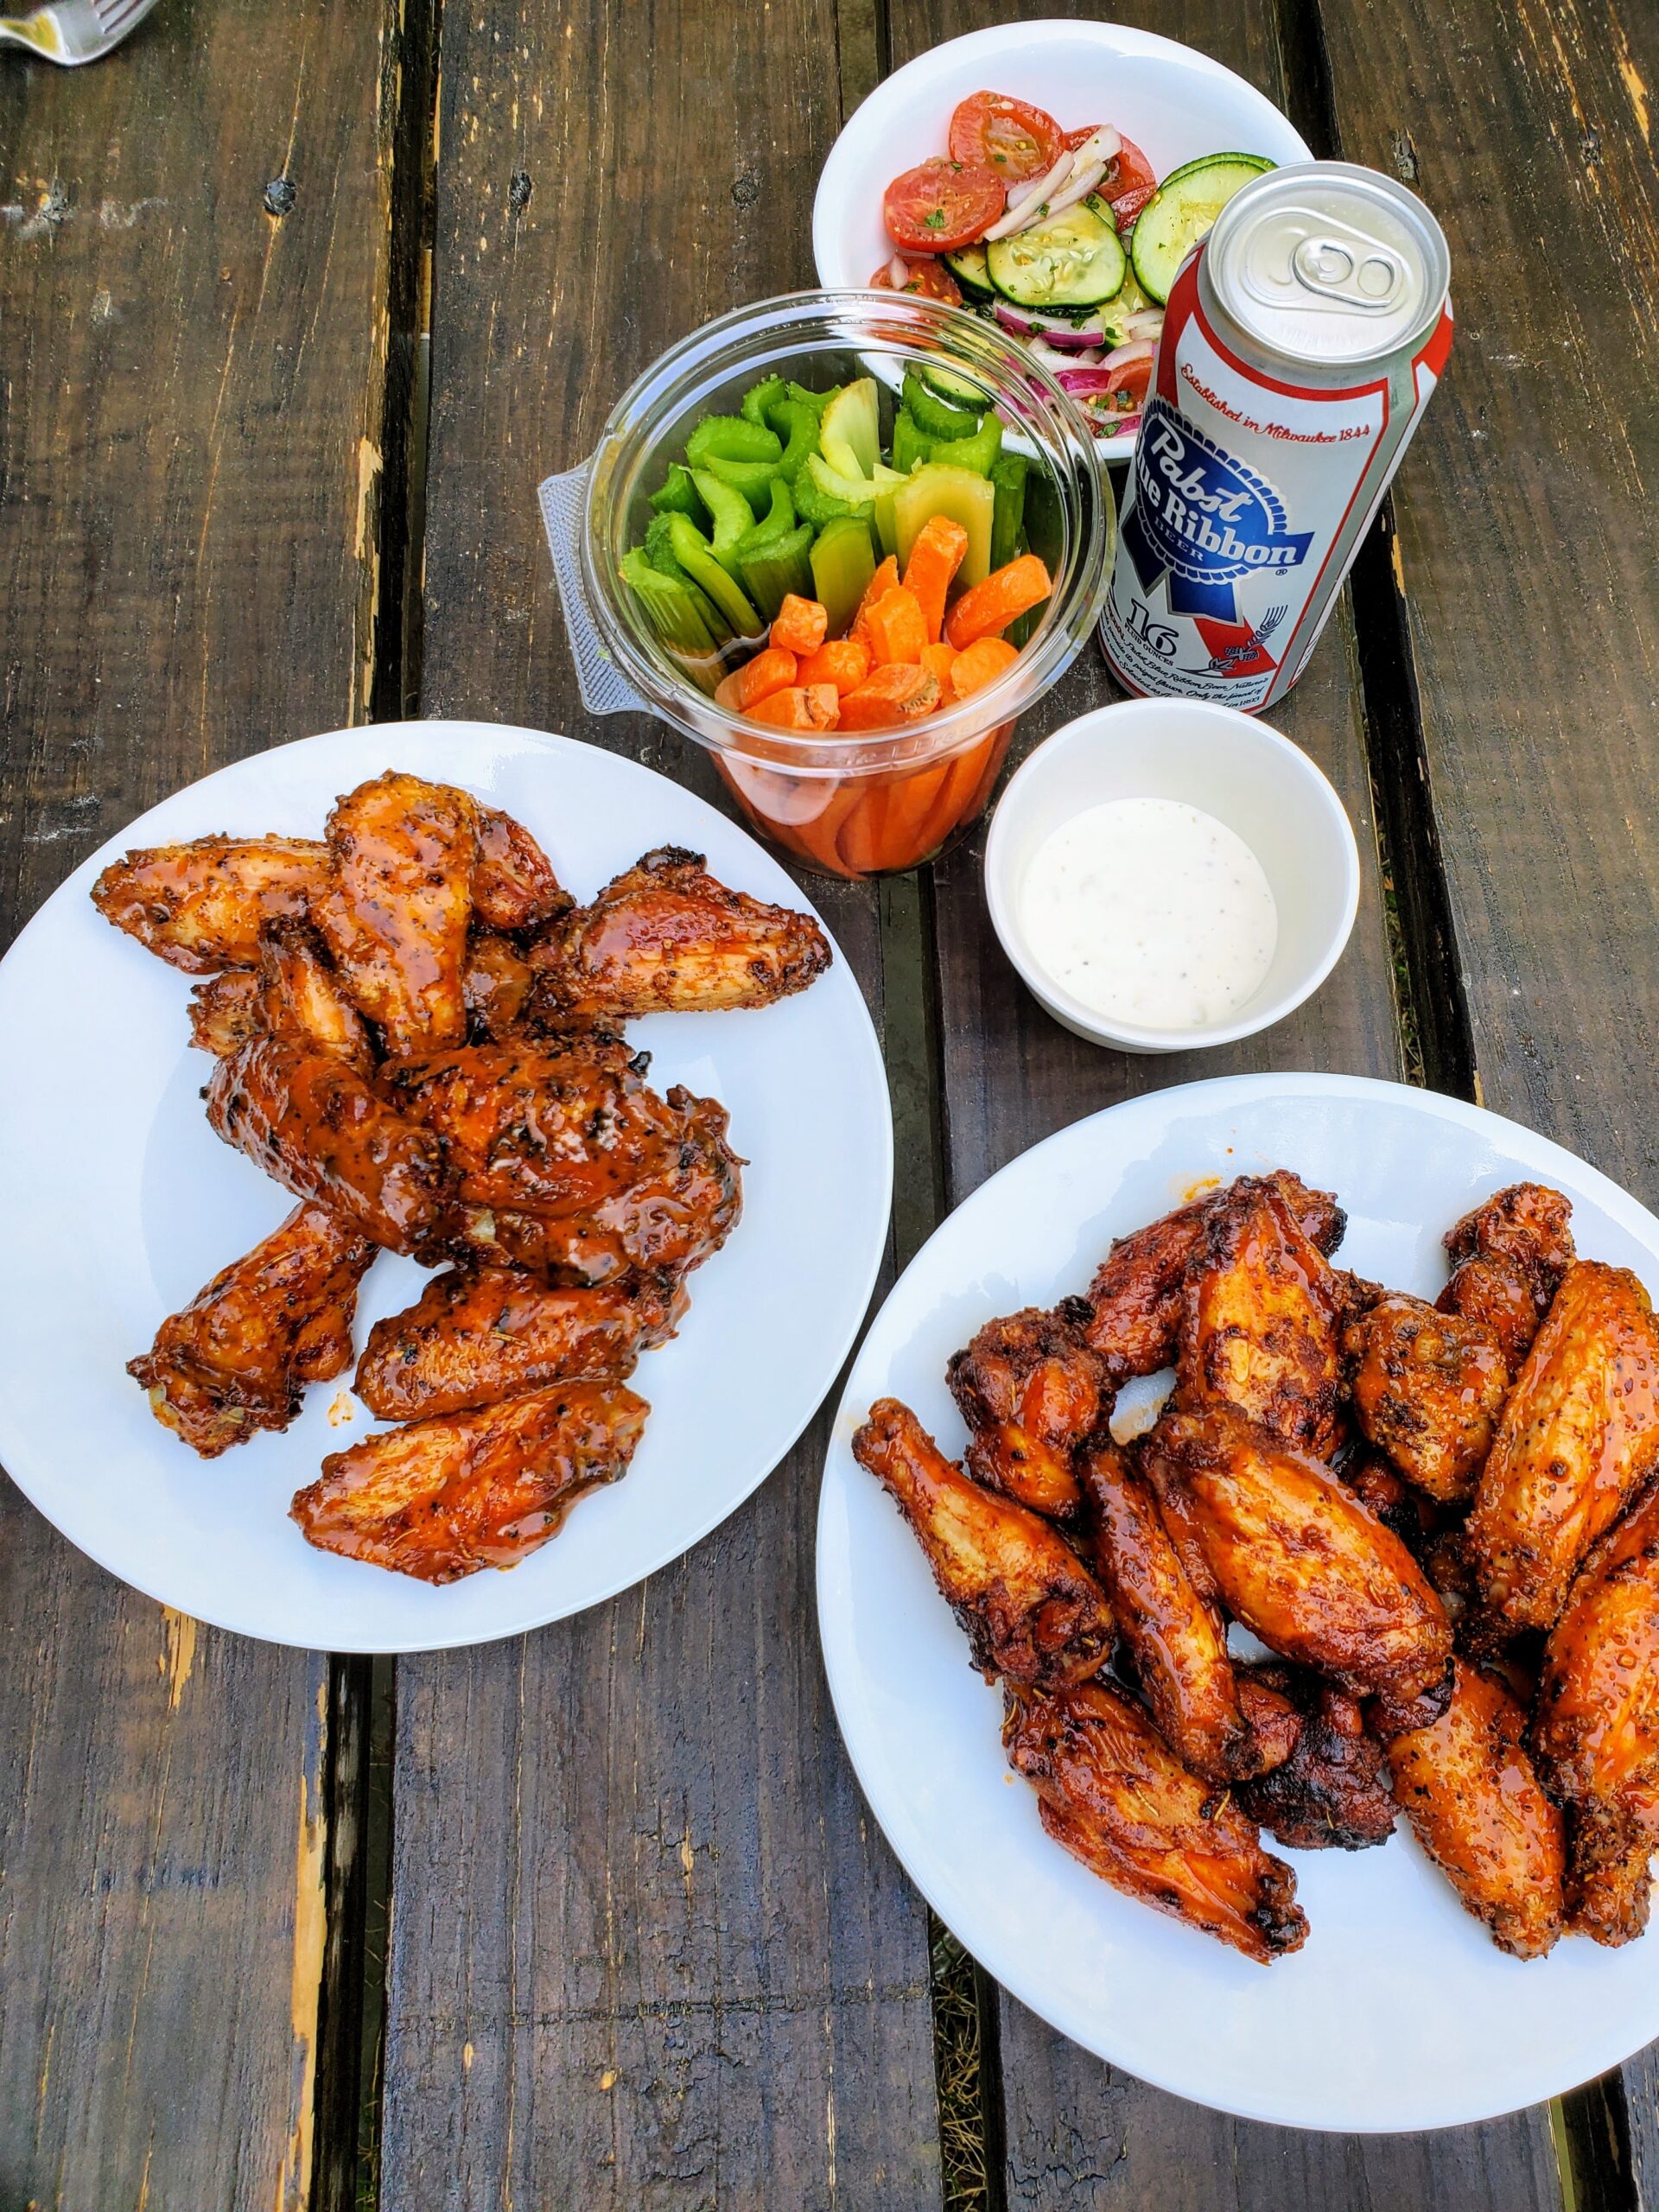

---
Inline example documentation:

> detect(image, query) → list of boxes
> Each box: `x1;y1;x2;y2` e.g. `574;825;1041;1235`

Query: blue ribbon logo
1122;398;1313;621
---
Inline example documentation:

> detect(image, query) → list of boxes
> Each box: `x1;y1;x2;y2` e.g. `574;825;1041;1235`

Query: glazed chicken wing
1081;1168;1345;1383
207;1036;451;1255
354;1267;684;1421
188;969;265;1057
526;845;831;1021
1465;1261;1659;1643
946;1303;1104;1522
292;1380;647;1582
1175;1177;1346;1457
1438;1182;1575;1370
462;931;537;1039
851;1399;1114;1690
1233;1660;1396;1851
313;772;478;1052
129;1202;375;1457
1345;1294;1509;1504
1147;1406;1452;1702
257;920;375;1070
385;1043;741;1285
92;834;329;973
1382;1658;1565;1959
1081;1436;1263;1783
1005;1681;1308;1963
471;804;572;931
1532;1480;1659;1945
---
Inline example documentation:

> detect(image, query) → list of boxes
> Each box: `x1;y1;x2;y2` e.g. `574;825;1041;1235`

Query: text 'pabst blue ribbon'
1121;399;1315;622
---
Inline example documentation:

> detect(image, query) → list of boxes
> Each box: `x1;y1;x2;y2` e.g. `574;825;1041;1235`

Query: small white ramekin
983;698;1360;1053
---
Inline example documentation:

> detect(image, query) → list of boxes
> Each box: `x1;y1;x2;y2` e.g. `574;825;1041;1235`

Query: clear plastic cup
580;290;1116;880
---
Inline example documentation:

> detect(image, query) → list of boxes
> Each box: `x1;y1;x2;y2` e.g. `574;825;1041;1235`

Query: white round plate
817;1071;1659;2132
812;21;1312;467
0;720;893;1652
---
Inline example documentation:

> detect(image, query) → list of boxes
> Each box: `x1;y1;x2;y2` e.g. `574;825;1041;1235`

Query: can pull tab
1290;230;1407;312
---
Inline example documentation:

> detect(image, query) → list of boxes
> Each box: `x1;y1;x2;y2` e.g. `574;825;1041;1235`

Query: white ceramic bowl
983;698;1360;1052
811;19;1313;465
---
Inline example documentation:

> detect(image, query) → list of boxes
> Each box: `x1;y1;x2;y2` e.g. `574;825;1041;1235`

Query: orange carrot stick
715;645;798;714
944;552;1052;651
862;586;929;668
901;512;969;644
798;636;873;695
769;594;830;656
838;663;941;730
949;635;1020;698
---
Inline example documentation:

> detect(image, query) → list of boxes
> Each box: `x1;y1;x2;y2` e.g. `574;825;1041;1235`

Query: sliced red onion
1099;410;1144;440
887;252;911;288
1053;366;1122;398
984;146;1077;239
991;301;1106;350
1066;125;1122;173
1121;309;1166;340
1010;159;1107;232
1099;337;1156;374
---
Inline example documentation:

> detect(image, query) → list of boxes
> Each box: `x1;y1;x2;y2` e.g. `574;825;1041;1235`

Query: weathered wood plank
1315;0;1659;2194
378;4;940;2206
0;3;404;2204
893;0;1567;2202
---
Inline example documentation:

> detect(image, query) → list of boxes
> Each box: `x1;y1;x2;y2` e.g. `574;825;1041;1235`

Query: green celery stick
665;512;762;635
648;463;708;524
737;522;816;622
690;469;755;579
809;516;877;639
741;373;785;430
989;452;1029;572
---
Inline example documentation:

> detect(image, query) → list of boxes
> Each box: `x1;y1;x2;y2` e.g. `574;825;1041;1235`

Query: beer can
1100;162;1452;711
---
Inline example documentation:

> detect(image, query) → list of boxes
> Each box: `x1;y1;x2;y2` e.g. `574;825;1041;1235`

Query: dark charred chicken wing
1465;1261;1659;1644
1147;1407;1453;1703
946;1303;1104;1522
354;1268;684;1422
1532;1480;1659;1945
1438;1182;1576;1370
1175;1178;1346;1458
292;1381;647;1582
129;1202;375;1457
92;834;330;972
1233;1660;1396;1852
1382;1659;1566;1960
527;845;832;1022
1081;1169;1345;1383
1005;1681;1308;1964
1344;1293;1510;1504
852;1399;1114;1690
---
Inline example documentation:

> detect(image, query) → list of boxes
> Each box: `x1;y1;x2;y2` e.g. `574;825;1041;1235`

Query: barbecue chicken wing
1438;1182;1575;1370
527;846;831;1022
852;1399;1114;1690
129;1202;375;1457
1345;1294;1509;1504
1081;1169;1345;1384
1005;1681;1308;1963
385;1042;741;1285
1233;1661;1396;1851
188;969;264;1056
1465;1261;1659;1644
462;931;536;1039
1174;1177;1346;1456
1382;1658;1565;1959
313;772;478;1053
1339;1450;1433;1552
946;1304;1104;1522
1147;1407;1452;1702
292;1380;647;1582
207;1036;451;1255
257;921;375;1070
1532;1480;1659;1944
92;834;329;972
1081;1436;1263;1783
471;804;571;931
354;1267;684;1422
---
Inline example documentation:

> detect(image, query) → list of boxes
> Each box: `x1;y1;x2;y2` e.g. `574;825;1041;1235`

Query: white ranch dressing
1019;798;1277;1031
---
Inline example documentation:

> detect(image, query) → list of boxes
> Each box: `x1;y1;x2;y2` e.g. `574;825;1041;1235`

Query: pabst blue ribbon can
1101;162;1452;711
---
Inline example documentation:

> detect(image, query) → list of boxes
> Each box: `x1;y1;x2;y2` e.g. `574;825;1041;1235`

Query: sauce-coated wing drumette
1175;1177;1347;1458
471;804;572;931
1147;1406;1452;1704
462;931;537;1040
188;969;265;1057
1005;1681;1308;1964
257;919;376;1071
1232;1659;1397;1851
313;772;479;1053
1344;1294;1510;1504
1438;1181;1576;1370
292;1381;647;1583
946;1302;1104;1522
1082;1168;1345;1384
852;1399;1114;1690
1081;1435;1267;1783
526;845;831;1022
1465;1261;1659;1645
1532;1479;1659;1945
207;1035;451;1255
354;1267;685;1422
129;1201;375;1457
1381;1658;1565;1960
92;834;329;972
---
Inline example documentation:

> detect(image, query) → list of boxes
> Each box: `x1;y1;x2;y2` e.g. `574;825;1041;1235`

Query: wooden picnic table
2;0;1656;2203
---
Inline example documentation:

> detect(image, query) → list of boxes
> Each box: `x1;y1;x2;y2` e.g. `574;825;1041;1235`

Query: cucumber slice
922;363;991;408
942;244;995;300
987;193;1126;311
1130;153;1274;305
901;367;983;441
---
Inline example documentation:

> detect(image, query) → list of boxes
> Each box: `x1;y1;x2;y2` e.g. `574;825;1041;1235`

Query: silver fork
0;0;161;64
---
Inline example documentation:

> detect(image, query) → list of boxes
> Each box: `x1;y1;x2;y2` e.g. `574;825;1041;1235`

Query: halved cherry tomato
868;256;963;305
1106;352;1154;407
1110;182;1154;235
1061;125;1158;214
948;92;1063;185
883;157;1006;251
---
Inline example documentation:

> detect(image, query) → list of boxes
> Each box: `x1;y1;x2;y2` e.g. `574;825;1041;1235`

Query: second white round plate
817;1072;1659;2132
0;721;893;1651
